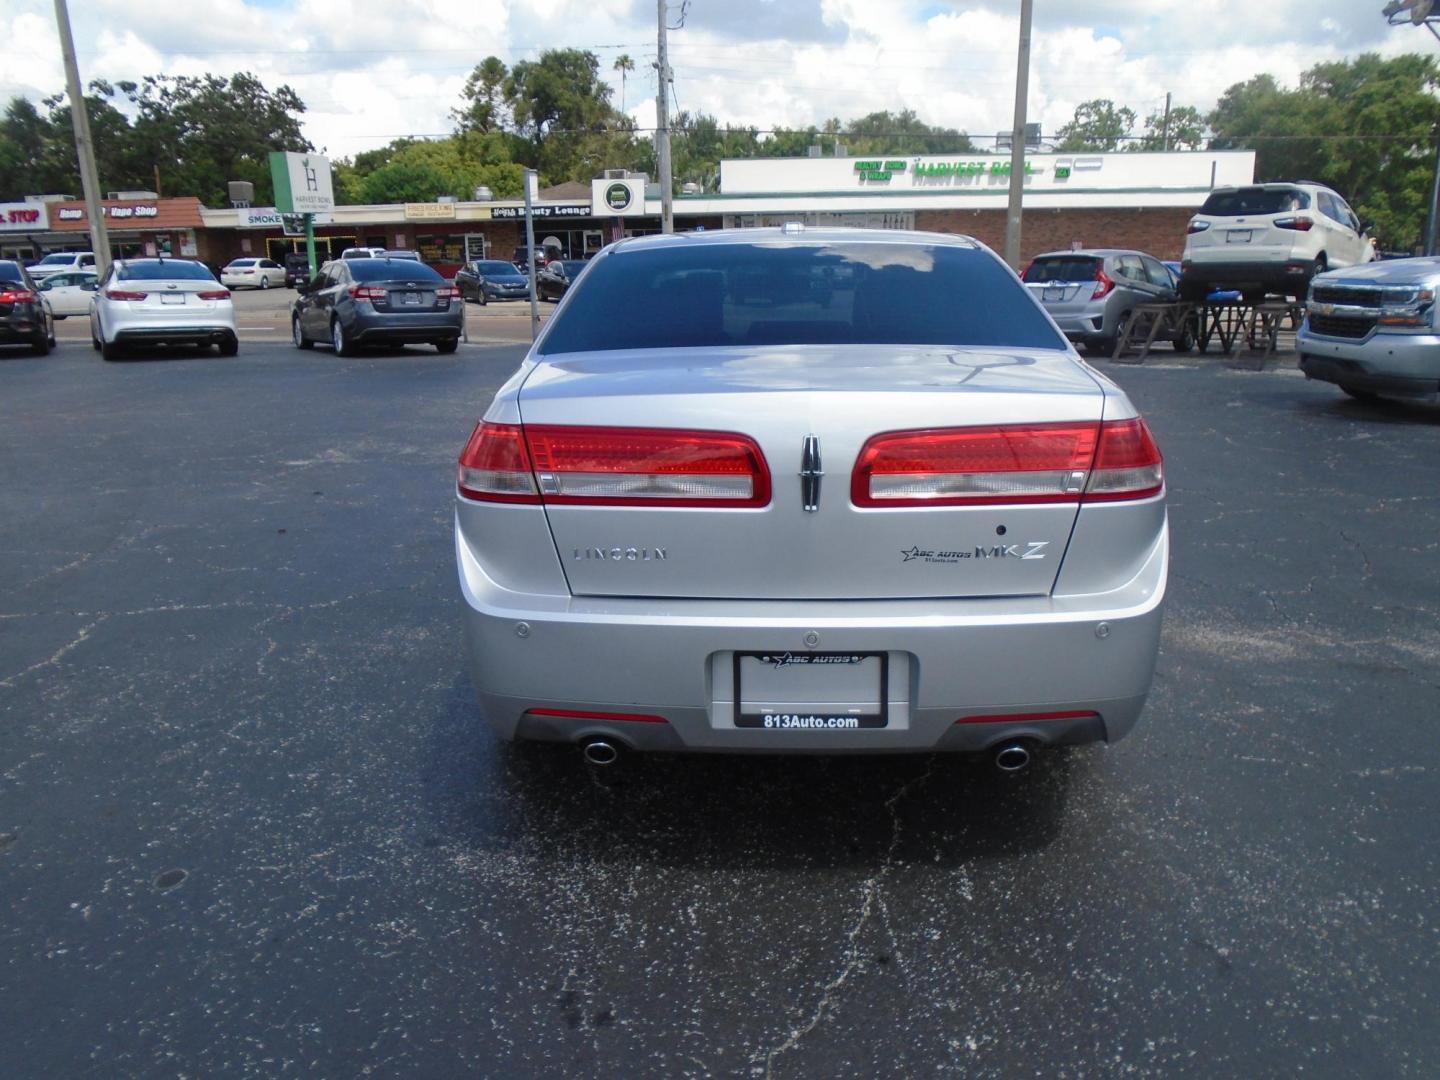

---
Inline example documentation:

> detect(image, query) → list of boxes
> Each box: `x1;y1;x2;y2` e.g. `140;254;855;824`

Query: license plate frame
1042;285;1065;303
160;293;186;305
401;291;422;305
1226;229;1253;244
732;651;888;730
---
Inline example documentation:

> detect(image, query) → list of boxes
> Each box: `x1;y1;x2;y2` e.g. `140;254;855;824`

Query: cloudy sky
0;1;1426;159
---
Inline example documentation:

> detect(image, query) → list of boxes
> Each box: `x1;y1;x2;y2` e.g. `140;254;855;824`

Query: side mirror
38;279;54;290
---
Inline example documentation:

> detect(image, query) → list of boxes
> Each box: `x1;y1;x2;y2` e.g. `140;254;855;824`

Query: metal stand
1110;301;1196;364
1231;300;1301;371
1108;297;1302;369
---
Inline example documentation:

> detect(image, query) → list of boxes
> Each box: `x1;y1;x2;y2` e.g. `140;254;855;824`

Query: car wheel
435;338;459;354
91;335;101;352
478;288;488;307
331;318;354;357
218;334;239;357
293;314;314;350
1340;384;1378;402
31;331;51;356
101;339;125;361
1171;317;1196;353
260;275;271;290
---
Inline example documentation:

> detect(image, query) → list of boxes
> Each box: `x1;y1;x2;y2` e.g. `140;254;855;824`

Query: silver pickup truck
1297;257;1440;401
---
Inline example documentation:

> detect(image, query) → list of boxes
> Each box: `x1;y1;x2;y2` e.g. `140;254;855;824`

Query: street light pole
1003;0;1034;270
52;0;110;277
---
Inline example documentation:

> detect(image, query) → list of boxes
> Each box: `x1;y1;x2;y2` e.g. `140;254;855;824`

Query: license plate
733;651;887;729
1043;285;1064;302
160;293;185;304
1226;229;1253;244
401;292;421;305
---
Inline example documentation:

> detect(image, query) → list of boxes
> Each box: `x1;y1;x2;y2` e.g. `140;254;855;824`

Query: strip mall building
1;149;1256;275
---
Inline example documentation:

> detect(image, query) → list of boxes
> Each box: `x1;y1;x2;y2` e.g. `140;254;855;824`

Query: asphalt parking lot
2;338;1438;1077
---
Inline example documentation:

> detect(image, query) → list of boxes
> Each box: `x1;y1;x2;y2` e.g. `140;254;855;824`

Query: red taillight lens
1186;220;1210;234
524;426;771;507
457;422;539;503
1092;267;1115;299
1085;417;1164;501
105;289;148;301
437;286;461;298
350;285;388;301
852;419;1162;507
0;289;36;303
1274;216;1314;232
197;290;231;301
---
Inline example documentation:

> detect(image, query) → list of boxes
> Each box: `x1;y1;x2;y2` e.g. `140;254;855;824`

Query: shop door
464;234;488;262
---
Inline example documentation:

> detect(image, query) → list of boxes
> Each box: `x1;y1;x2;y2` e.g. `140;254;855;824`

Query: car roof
1031;249;1140;259
606;226;983;254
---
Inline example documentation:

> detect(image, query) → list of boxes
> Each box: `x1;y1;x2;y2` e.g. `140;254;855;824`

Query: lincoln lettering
574;547;668;561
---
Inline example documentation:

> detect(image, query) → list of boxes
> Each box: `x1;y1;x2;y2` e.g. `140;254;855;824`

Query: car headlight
1378;286;1435;327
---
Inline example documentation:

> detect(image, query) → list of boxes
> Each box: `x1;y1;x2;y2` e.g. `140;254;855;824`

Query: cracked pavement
1;342;1438;1077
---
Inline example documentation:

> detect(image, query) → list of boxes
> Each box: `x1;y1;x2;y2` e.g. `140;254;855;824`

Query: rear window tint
1200;187;1310;216
116;260;217;281
347;260;445;283
475;261;518;274
1023;257;1099;283
539;242;1066;354
0;263;23;283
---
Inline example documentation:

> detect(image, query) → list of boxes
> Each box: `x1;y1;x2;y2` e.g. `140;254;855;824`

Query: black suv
283;253;312;289
0;260;55;355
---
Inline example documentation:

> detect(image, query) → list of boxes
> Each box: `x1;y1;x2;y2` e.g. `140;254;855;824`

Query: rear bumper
455;517;1167;754
0;313;45;342
345;308;463;343
1297;328;1440;398
114;326;235;345
1181;258;1311;292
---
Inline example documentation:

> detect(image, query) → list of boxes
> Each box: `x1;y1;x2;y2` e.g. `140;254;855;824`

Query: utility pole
53;0;110;276
523;168;541;340
1161;91;1172;152
655;0;674;234
1427;131;1440;256
1003;0;1034;270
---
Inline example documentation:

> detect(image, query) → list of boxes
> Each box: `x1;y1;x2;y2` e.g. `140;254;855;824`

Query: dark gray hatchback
291;258;463;354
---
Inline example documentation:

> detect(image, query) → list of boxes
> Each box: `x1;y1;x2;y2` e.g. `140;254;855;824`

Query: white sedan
36;271;99;318
90;258;238;360
220;257;284;290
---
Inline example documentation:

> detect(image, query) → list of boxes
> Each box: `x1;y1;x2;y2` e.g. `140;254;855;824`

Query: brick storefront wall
916;207;1196;263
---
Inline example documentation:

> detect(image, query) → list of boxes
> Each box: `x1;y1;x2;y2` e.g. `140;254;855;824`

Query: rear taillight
1092;267;1115;299
0;289;36;303
198;290;231;301
1274;216;1314;231
457;422;540;503
1187;220;1210;234
851;419;1162;507
525;426;771;507
350;285;388;301
105;289;148;301
1084;418;1164;501
437;286;461;298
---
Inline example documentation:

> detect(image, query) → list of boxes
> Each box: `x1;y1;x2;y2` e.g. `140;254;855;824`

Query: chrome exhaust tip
581;739;620;767
993;741;1032;773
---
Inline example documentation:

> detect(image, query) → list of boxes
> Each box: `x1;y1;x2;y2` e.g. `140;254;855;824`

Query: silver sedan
454;227;1168;767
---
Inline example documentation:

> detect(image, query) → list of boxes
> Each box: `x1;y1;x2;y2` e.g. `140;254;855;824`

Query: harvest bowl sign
855;158;1046;184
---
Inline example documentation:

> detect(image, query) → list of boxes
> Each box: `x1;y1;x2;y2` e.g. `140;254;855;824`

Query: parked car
291;256;462;355
220;257;285;290
384;250;422;262
455;259;532;304
535;259;589;302
0;260;55;355
26;250;97;282
454;227;1168;767
283;253;311;288
340;247;387;261
1180;182;1374;303
1023;249;1194;354
36;270;100;318
89;258;237;360
1297;256;1440;401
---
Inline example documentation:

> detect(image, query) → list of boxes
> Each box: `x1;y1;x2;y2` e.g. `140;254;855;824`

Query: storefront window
416;234;465;263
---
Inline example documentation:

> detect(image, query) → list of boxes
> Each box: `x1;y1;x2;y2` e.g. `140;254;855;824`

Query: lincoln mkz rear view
454;228;1168;765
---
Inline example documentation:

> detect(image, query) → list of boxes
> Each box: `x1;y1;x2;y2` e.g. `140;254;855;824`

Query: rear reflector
524;425;771;507
853;419;1162;506
457;422;540;503
525;708;668;724
956;710;1099;725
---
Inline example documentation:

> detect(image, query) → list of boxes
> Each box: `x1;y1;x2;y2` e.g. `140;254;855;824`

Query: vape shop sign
0;201;50;231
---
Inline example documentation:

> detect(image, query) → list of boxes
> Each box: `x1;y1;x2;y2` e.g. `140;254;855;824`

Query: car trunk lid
516;344;1106;601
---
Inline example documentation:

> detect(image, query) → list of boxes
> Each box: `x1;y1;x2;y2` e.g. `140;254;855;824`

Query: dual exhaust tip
579;737;1034;773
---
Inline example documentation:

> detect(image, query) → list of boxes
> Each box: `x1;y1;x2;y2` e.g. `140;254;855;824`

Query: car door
1315;192;1358;267
1140;255;1177;301
301;267;333;337
1335;196;1367;265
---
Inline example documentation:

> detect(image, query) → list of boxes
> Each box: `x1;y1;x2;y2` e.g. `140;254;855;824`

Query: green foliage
829;110;974;156
1056;99;1137;152
1209;53;1440;250
453;56;509;134
1131;105;1206;152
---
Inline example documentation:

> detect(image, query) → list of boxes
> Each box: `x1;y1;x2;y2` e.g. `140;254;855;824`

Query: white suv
1180;182;1373;303
27;251;97;282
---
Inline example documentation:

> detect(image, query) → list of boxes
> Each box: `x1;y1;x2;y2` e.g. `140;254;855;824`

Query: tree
613;54;636;114
504;49;638;181
1209;53;1440;250
0;97;60;198
454;56;509;134
1056;99;1137;152
1131;105;1206;152
833;109;974;156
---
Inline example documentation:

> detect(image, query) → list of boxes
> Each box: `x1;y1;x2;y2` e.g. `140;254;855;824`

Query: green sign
854;158;1044;183
604;182;633;212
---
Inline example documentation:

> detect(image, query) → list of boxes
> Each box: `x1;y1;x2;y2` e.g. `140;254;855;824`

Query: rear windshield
1023;256;1099;283
348;260;445;283
475;261;519;274
229;259;257;266
116;260;217;281
539;242;1065;354
1200;187;1310;216
0;262;23;283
